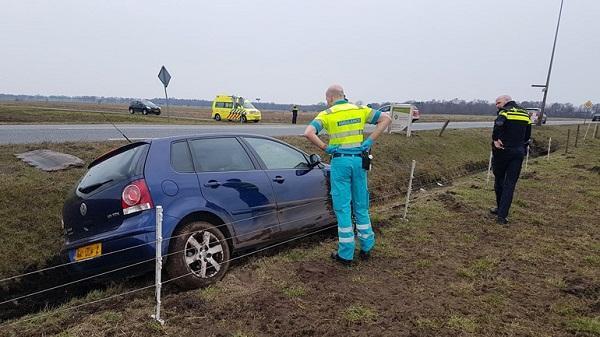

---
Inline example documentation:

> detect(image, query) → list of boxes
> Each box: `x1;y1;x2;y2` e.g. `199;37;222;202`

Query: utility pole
532;0;565;126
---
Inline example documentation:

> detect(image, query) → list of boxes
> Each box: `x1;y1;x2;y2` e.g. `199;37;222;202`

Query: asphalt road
0;120;586;144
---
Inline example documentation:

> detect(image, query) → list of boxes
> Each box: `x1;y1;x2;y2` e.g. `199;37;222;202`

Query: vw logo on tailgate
80;202;87;216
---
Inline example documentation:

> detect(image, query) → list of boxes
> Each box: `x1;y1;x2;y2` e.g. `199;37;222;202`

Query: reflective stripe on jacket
499;107;532;125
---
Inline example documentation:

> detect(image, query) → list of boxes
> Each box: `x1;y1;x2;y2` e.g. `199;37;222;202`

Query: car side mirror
308;154;322;167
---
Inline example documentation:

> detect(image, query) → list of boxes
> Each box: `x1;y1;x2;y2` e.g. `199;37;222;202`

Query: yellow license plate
75;243;102;261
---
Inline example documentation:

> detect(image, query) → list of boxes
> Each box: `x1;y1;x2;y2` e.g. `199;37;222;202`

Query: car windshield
142;100;158;108
242;100;256;109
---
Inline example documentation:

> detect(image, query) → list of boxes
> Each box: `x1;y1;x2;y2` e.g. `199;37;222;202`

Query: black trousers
292;112;297;124
492;146;525;219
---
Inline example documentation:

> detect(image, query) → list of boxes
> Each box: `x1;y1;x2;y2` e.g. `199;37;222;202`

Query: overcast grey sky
1;0;598;105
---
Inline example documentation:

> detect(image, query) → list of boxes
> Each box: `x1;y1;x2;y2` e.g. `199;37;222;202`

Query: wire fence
0;155;485;328
2;128;595;329
0;196;331;284
0;222;339;330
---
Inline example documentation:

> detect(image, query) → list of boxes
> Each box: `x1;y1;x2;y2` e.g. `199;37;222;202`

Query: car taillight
121;179;154;215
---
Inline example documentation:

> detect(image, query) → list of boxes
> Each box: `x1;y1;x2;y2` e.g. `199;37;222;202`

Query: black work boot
330;252;352;266
359;250;371;261
496;216;509;226
489;207;498;215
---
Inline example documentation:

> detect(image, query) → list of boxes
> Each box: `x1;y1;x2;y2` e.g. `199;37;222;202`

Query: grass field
0;104;210;125
0;101;516;125
0;126;598;336
0;101;319;125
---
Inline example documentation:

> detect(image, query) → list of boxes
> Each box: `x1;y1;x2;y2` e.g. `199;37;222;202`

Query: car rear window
171;141;195;172
77;143;149;194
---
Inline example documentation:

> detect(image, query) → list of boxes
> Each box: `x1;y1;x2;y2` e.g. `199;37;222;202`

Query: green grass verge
0;104;210;125
0;127;598;336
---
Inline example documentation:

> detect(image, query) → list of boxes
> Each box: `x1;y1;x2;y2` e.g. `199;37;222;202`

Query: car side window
170;140;195;173
189;138;254;172
225;102;233;109
244;137;309;170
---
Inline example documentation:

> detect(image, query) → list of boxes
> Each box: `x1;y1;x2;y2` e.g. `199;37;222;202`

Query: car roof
150;133;280;145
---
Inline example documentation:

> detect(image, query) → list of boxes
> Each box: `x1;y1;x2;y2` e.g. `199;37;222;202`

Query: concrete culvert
15;149;84;171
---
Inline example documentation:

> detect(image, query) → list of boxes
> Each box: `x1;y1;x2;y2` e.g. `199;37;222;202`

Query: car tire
129;108;135;114
241;116;247;123
156;111;161;116
214;114;221;121
142;109;149;115
253;120;259;123
166;221;230;290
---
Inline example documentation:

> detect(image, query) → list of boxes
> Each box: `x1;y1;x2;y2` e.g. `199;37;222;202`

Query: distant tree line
1;94;597;118
375;99;599;118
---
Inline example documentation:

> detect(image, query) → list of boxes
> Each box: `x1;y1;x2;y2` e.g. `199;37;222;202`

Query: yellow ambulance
211;95;262;123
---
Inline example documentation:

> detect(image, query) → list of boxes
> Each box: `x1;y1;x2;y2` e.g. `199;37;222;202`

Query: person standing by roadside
490;95;532;225
304;84;391;265
291;105;299;124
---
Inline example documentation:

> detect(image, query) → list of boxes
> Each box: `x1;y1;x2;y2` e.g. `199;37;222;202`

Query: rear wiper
78;179;114;194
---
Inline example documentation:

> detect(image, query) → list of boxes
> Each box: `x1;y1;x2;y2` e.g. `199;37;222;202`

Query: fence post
594;124;599;139
403;160;416;220
547;137;552;160
524;145;530;171
565;129;570;154
152;206;165;325
583;122;592;143
575;125;580;148
438;120;450;137
486;151;493;184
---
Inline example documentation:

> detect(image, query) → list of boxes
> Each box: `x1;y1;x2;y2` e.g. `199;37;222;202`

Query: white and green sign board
388;103;414;137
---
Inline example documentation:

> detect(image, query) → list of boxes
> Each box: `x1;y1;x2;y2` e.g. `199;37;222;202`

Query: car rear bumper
64;231;156;278
63;210;156;277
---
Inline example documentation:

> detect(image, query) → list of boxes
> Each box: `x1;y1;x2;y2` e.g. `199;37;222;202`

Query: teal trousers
330;156;375;260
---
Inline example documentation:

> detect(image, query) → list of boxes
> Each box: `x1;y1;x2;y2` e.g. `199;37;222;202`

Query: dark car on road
592;111;600;122
62;134;334;289
128;100;161;115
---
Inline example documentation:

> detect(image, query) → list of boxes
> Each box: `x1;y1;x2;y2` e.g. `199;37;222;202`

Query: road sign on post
158;66;171;118
584;100;593;124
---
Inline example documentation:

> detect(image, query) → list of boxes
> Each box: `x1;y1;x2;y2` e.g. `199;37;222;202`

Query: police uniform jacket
492;101;532;148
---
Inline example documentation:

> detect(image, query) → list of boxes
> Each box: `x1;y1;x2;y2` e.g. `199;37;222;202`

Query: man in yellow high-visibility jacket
304;84;392;265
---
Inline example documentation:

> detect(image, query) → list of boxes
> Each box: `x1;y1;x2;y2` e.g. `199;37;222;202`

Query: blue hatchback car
62;134;334;289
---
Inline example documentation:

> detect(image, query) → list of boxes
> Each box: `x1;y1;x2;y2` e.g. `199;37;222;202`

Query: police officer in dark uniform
291;105;299;124
490;95;532;225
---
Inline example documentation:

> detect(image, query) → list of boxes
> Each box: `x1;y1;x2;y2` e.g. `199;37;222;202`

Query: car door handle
272;176;285;184
203;180;221;188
